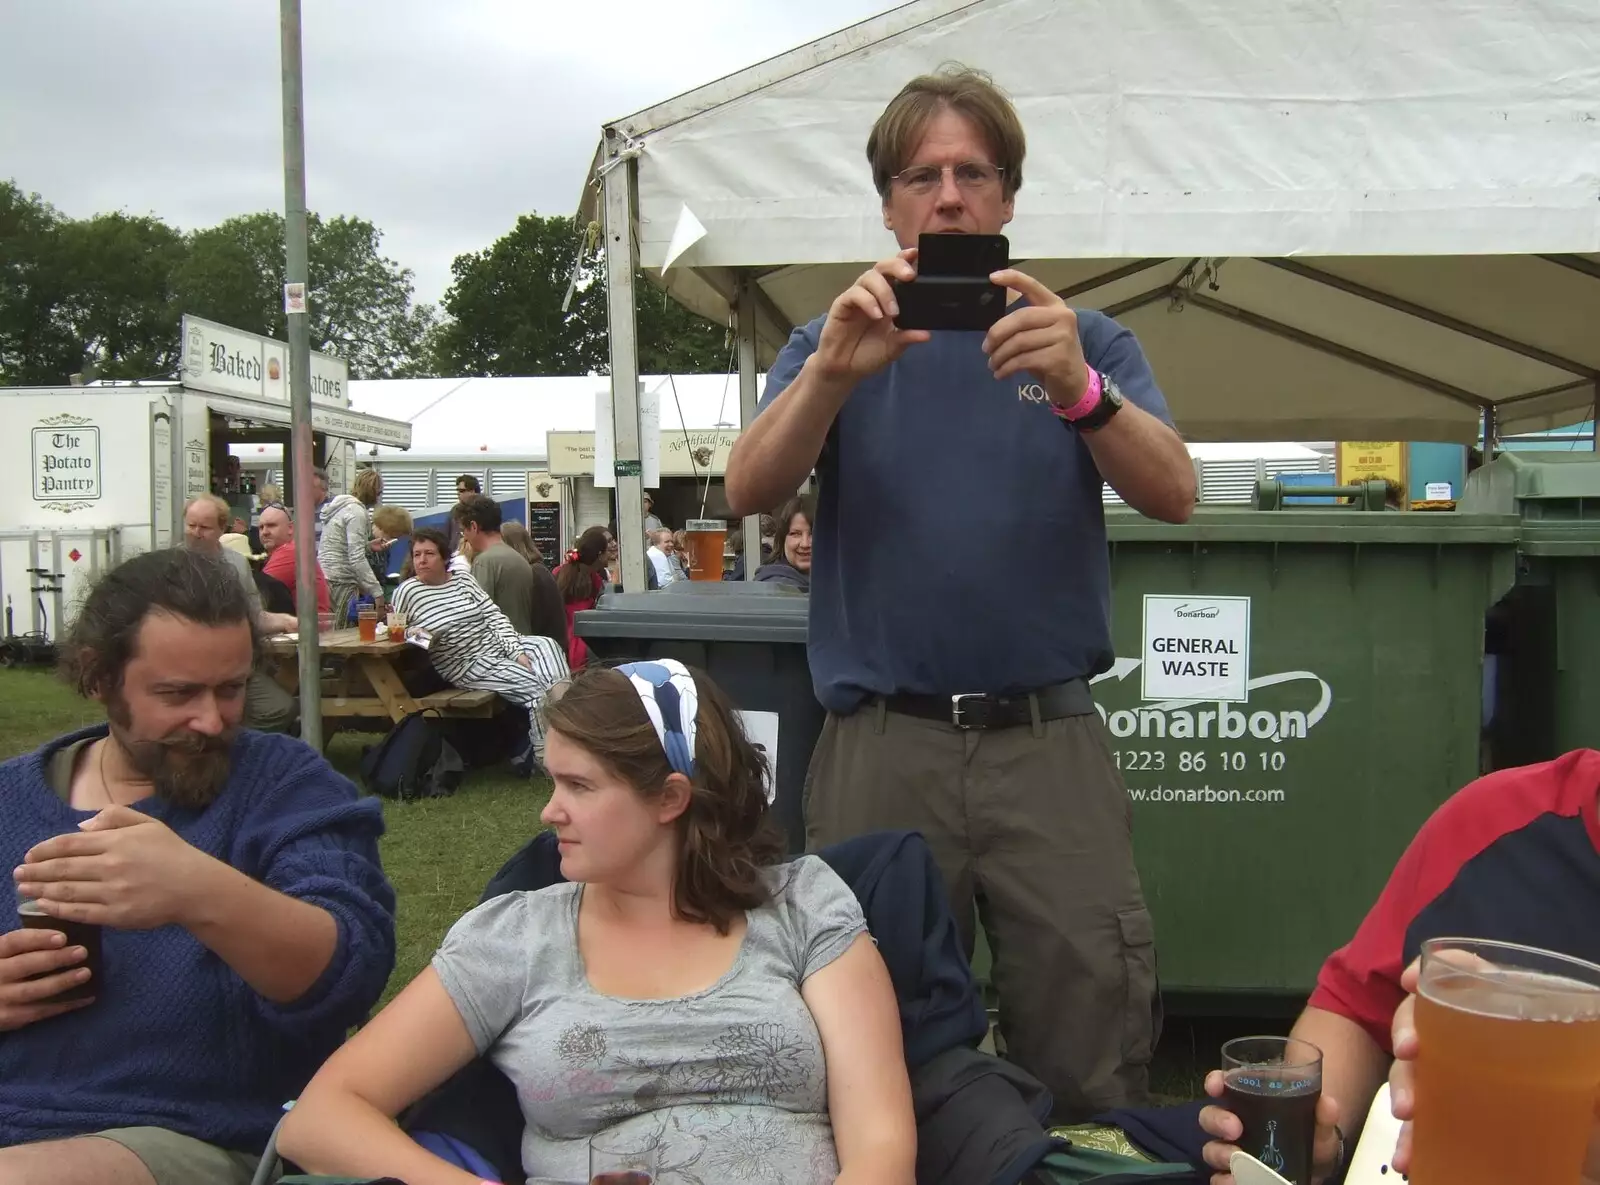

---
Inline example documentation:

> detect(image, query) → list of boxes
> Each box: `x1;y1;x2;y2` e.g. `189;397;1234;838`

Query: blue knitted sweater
0;726;396;1153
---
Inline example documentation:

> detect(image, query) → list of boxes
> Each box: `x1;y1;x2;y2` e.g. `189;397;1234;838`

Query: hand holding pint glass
2;880;98;1030
1205;1037;1324;1185
1388;938;1600;1185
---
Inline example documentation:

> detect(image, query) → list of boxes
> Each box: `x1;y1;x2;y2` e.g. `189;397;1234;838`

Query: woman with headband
280;660;916;1185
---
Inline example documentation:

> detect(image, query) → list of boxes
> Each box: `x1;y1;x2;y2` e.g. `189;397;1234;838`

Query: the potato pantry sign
32;413;102;510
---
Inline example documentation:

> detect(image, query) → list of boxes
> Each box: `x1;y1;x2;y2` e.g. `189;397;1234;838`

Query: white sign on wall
592;382;658;489
738;709;780;803
32;420;102;504
179;314;350;407
151;404;173;549
593;389;615;489
1141;595;1252;703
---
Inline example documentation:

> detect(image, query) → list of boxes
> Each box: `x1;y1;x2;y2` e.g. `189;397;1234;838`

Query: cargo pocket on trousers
1118;906;1162;1066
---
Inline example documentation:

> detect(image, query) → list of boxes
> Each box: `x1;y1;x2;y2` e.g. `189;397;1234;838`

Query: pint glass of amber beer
1411;937;1600;1185
683;519;727;582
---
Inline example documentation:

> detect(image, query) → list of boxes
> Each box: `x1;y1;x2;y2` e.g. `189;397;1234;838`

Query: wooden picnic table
265;628;498;727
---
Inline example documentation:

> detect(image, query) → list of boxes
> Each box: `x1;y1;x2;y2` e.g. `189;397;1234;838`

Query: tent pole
1482;406;1498;455
735;273;763;579
602;134;647;596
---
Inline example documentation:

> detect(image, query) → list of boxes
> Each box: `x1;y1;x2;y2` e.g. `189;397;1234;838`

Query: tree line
0;180;728;386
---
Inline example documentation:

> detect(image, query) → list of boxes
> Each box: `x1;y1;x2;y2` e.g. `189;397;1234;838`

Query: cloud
0;0;895;304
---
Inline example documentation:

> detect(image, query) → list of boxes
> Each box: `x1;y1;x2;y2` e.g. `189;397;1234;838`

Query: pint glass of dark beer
1220;1035;1322;1185
14;886;101;1004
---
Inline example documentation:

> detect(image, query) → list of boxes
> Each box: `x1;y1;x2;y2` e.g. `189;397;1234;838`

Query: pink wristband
1051;366;1102;423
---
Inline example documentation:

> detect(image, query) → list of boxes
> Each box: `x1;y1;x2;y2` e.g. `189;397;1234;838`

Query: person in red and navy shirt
1196;749;1600;1184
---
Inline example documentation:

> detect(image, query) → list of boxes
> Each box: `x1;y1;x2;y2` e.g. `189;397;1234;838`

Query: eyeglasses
260;502;286;513
890;161;1005;196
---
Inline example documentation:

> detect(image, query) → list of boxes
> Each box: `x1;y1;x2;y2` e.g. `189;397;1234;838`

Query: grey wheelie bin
574;583;817;852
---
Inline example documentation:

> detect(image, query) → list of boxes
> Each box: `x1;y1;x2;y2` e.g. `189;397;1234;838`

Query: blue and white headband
617;659;699;777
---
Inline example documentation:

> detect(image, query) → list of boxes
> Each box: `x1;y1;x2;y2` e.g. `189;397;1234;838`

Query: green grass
0;668;1232;1101
0;668;549;1005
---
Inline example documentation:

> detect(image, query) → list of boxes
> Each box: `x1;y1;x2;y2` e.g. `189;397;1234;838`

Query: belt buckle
951;693;986;729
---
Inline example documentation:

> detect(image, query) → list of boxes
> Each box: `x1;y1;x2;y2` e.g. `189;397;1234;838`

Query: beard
106;695;236;810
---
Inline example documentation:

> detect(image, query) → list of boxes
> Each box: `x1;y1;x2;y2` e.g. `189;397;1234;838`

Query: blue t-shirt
757;306;1175;714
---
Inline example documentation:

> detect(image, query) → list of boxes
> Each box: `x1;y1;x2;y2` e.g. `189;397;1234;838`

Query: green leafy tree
177;212;437;378
57;211;188;381
0;181;77;384
634;278;729;375
432;212;728;377
0;184;188;384
432;213;606;376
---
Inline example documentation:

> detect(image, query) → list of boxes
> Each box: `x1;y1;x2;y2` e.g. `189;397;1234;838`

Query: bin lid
1459;452;1600;528
1105;506;1519;545
575;585;809;643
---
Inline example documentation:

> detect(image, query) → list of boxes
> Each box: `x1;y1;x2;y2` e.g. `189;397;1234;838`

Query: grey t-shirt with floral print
432;855;868;1185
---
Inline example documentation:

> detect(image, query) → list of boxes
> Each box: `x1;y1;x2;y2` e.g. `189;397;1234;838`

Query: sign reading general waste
1141;595;1251;703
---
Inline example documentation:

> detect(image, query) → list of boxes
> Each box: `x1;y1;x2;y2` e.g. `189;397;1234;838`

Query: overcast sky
0;0;896;304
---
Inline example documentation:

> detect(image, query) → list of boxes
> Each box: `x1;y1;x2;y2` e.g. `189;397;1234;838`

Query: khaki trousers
804;702;1161;1119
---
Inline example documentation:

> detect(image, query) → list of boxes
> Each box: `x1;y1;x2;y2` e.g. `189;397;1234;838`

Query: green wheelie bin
1462;451;1600;766
1096;505;1517;1002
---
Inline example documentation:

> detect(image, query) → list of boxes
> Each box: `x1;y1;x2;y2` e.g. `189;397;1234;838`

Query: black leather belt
879;678;1095;730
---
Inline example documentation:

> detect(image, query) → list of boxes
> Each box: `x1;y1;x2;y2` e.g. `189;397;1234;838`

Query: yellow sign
546;429;742;478
1337;440;1407;489
546;432;595;476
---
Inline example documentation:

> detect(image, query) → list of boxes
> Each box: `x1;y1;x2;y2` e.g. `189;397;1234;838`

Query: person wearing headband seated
278;660;917;1185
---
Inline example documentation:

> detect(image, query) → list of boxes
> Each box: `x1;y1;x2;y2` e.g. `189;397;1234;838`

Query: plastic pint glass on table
1410;938;1600;1185
683;519;726;582
1220;1036;1322;1185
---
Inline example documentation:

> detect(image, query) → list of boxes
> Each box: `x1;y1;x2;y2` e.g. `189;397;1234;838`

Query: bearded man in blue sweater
0;548;396;1185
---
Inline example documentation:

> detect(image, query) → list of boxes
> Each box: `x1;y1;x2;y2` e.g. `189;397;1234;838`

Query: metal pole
734;274;762;578
281;0;322;748
602;133;647;596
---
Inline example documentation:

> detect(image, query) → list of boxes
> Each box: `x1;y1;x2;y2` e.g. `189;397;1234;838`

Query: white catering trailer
0;315;413;642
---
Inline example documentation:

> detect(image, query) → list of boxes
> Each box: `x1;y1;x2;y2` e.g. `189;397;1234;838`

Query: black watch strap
1073;374;1125;433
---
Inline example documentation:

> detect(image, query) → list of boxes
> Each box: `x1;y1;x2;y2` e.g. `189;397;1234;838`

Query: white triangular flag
660;204;707;274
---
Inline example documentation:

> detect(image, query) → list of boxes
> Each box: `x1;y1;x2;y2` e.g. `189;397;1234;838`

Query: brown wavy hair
556;525;609;603
501;520;542;564
542;663;785;933
866;63;1026;199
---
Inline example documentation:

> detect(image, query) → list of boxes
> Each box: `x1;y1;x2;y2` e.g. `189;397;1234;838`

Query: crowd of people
2;61;1596;1185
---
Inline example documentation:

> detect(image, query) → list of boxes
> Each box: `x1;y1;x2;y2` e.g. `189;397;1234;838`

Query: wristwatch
1051;366;1126;433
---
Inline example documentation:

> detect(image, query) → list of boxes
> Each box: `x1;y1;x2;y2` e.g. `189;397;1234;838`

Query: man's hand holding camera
814;247;932;384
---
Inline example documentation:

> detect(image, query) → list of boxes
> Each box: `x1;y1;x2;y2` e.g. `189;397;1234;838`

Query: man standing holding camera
725;65;1195;1117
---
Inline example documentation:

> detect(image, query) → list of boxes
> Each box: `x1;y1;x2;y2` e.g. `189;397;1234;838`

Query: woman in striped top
391;527;569;772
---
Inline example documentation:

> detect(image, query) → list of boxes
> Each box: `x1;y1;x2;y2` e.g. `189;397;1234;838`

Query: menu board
528;502;562;569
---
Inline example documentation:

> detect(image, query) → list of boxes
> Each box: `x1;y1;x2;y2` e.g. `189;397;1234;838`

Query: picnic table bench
265;628;502;729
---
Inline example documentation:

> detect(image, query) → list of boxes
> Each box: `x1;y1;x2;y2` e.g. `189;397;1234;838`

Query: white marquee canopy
581;0;1600;445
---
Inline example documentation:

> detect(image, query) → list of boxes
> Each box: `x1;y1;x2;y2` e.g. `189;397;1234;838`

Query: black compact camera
891;232;1010;331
